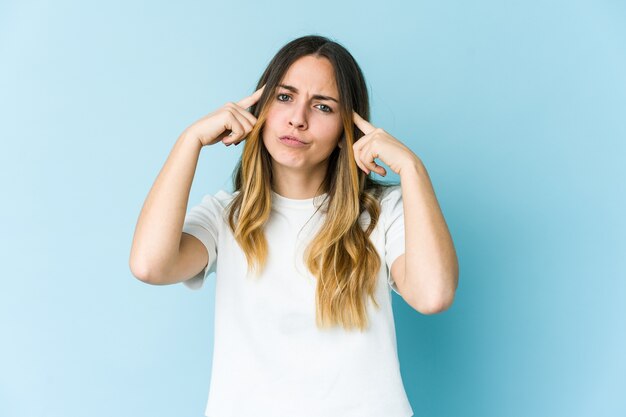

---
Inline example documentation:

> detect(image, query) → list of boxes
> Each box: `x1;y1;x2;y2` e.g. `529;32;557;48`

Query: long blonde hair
226;35;399;331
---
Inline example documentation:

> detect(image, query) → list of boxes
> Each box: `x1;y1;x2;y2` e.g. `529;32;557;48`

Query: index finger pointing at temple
237;84;266;109
352;111;376;135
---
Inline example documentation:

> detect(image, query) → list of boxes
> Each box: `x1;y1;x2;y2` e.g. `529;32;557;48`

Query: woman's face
262;55;343;175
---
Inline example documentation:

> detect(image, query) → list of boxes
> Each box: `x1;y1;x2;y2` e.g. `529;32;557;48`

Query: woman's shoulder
357;182;402;227
366;182;402;204
380;184;401;199
190;189;239;215
369;183;403;224
214;188;239;206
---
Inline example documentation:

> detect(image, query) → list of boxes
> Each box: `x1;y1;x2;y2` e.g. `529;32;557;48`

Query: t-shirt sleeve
382;185;405;295
181;193;221;290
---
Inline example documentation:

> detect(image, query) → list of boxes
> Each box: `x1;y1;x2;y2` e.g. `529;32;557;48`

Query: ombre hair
226;34;399;331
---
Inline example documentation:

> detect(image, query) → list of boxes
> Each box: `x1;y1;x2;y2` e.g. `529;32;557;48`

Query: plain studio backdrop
1;1;624;416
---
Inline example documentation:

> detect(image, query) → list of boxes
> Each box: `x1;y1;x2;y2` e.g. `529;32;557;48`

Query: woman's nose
289;104;308;129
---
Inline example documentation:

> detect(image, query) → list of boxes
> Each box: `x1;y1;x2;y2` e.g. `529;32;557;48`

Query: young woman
130;35;458;417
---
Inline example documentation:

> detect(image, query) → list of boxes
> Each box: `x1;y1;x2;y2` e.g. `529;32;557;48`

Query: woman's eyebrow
278;84;339;103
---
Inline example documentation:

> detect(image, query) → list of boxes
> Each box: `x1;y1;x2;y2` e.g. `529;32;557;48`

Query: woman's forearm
129;130;203;281
399;157;459;312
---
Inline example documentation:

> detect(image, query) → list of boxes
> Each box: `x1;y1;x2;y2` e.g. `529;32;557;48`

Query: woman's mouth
279;136;308;148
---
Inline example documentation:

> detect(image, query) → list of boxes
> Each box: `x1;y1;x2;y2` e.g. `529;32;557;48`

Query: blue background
1;1;624;416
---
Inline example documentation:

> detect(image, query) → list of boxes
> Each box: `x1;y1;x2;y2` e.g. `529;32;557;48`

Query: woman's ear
338;136;344;149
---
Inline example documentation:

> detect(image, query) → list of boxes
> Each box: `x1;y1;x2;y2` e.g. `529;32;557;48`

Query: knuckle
229;112;240;123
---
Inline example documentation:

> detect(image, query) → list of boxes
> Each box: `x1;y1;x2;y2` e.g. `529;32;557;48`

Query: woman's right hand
184;84;266;148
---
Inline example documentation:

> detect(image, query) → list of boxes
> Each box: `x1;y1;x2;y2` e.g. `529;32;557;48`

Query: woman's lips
279;136;308;147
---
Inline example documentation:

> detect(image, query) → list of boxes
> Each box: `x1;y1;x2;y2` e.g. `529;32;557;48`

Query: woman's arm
129;87;264;284
129;130;204;282
351;111;459;314
395;157;459;314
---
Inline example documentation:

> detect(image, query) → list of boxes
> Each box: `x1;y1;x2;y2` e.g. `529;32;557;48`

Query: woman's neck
271;167;327;199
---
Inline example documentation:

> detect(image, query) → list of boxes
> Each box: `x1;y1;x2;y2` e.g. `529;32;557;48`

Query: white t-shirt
181;185;413;417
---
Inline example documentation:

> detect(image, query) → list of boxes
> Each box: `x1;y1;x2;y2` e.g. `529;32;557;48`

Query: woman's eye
316;104;332;113
276;93;333;113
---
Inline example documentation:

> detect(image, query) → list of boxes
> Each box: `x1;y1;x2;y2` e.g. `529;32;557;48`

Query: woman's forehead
278;56;339;97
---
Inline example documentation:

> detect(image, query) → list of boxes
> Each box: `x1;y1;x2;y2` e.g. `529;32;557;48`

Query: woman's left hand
352;111;419;176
